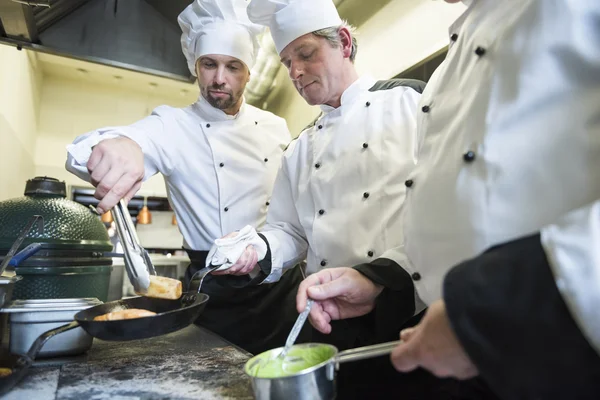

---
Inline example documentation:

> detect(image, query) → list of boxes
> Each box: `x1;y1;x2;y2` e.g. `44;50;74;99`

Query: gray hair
312;21;358;63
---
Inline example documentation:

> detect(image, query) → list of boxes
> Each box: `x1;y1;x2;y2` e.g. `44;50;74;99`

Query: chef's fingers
400;327;417;342
97;172;141;215
320;299;343;321
240;246;258;275
88;155;110;188
296;269;342;313
308;302;332;334
87;145;105;173
124;181;142;203
296;274;320;312
390;339;420;373
212;246;257;276
94;167;126;213
306;275;352;302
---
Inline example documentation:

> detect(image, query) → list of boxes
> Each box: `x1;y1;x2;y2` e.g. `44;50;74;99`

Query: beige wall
0;47;43;201
33;55;199;198
354;0;465;78
264;68;321;136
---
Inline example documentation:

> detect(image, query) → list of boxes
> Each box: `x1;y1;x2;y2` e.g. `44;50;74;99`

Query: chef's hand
87;137;144;214
296;267;383;334
391;300;479;379
211;232;258;276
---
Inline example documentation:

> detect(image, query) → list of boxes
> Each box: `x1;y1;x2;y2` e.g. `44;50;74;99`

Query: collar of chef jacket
319;75;377;114
193;93;247;121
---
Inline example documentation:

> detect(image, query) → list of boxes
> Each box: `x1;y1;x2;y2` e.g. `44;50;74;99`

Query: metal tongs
111;199;156;293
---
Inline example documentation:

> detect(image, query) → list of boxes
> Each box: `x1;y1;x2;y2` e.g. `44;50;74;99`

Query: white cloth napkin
206;225;268;271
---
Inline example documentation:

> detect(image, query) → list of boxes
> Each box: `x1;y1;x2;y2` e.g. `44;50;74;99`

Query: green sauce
245;344;335;378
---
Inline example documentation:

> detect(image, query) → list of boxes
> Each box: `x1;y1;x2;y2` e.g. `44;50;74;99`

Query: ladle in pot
245;340;402;400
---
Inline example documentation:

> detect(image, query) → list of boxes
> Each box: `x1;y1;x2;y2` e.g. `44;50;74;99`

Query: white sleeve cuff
259;231;284;284
541;200;600;354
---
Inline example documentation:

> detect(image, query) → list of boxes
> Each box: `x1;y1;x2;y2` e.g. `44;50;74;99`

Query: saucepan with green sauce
244;340;400;400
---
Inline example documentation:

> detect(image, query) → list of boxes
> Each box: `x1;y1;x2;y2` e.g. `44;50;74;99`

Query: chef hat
178;0;262;76
247;0;342;54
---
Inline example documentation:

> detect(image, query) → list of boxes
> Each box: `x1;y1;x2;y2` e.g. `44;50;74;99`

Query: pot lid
0;177;112;252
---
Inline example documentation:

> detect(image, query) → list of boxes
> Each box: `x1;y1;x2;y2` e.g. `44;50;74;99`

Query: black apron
184;250;312;355
310;309;499;400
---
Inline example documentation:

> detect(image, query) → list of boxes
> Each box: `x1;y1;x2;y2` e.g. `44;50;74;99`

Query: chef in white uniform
297;0;600;398
207;0;483;398
65;0;304;355
212;0;424;342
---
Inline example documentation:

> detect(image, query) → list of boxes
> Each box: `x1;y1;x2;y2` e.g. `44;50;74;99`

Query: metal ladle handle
336;340;401;364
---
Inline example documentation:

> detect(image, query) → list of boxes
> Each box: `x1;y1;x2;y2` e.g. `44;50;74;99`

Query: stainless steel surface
247;343;338;400
2;298;102;358
0;276;22;310
336;340;401;364
111;200;155;294
0;215;43;276
281;299;313;359
107;262;124;301
246;340;402;400
0;0;191;81
0;0;38;41
188;264;220;293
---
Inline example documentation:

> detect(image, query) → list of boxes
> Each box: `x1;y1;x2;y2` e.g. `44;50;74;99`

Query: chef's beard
202;84;242;111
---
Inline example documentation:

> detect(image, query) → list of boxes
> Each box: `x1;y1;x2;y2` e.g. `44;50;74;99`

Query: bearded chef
295;0;600;399
65;0;305;355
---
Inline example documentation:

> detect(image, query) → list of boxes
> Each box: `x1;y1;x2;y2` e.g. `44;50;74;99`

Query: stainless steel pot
2;298;103;357
245;340;400;400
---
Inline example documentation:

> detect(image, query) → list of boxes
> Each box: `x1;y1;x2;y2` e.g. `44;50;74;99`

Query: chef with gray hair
65;0;303;355
204;0;484;397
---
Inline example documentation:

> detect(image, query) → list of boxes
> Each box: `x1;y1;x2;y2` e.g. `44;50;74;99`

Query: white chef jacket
259;75;421;283
66;95;291;251
379;0;600;351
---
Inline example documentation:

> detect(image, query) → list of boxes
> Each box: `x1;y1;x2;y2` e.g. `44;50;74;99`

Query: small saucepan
244;340;400;400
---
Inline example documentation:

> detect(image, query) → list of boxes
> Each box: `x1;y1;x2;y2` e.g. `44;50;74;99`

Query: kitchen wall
135;211;184;249
2;0;465;200
264;0;466;136
33;53;199;198
0;47;43;201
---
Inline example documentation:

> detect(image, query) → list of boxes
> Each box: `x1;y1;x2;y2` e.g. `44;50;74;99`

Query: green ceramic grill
0;177;113;301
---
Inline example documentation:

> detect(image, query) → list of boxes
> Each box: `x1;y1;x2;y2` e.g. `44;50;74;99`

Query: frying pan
0;291;209;396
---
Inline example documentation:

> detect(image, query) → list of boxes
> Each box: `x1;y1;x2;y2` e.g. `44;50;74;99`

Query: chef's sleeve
443;200;600;399
65;105;178;182
351;248;421;339
258;148;309;284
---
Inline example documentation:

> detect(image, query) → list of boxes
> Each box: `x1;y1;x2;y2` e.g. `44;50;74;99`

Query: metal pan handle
187;264;220;293
336;340;401;364
26;320;81;361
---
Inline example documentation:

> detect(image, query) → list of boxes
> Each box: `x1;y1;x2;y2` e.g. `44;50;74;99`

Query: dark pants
185;251;311;355
311;311;500;400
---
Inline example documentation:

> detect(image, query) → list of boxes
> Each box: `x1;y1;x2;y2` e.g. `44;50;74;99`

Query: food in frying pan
93;308;157;321
135;275;182;300
0;368;12;377
245;344;335;378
